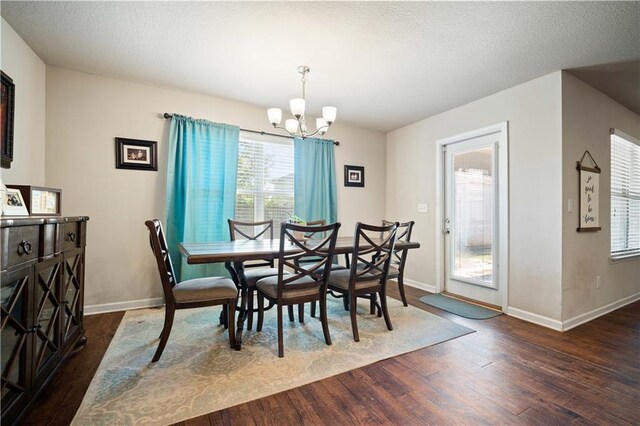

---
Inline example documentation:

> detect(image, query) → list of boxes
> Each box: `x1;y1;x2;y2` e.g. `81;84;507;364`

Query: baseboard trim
561;292;640;331
400;278;437;294
506;307;563;331
84;297;164;316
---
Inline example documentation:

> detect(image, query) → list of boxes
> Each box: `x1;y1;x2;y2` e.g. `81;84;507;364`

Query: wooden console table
1;216;89;423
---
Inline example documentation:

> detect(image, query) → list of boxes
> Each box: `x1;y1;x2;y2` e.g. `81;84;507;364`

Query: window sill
609;253;640;264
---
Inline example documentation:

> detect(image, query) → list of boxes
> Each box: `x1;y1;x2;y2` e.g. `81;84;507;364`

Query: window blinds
235;134;294;236
611;130;640;257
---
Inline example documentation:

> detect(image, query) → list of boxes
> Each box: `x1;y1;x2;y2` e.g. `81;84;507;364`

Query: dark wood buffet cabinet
1;216;89;424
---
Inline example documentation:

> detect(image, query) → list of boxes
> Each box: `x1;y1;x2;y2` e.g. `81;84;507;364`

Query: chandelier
267;65;337;139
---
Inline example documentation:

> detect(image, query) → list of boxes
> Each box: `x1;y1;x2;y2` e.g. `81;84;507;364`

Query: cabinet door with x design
0;216;89;424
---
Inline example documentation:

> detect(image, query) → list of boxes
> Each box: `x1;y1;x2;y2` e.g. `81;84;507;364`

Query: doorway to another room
436;122;509;311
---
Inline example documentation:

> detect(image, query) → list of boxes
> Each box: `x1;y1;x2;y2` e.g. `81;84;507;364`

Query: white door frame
434;122;509;311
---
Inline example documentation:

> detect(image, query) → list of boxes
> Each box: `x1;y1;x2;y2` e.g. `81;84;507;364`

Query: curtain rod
162;113;339;146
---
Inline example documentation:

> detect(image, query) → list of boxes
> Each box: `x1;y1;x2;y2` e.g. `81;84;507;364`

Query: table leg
234;286;248;350
221;262;240;326
232;261;248;350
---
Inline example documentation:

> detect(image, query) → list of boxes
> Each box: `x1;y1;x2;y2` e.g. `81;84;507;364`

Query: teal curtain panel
293;137;338;225
166;114;239;281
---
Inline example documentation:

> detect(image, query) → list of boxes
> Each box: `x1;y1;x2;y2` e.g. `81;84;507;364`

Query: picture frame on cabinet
7;185;62;216
2;188;29;216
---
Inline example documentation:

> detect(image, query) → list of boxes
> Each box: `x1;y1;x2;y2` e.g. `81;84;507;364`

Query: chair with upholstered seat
256;221;341;357
145;219;237;362
381;220;415;307
328;222;398;342
294;219;347;320
228;219;281;330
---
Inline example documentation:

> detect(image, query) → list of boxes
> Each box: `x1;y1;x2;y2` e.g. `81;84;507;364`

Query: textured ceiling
2;1;639;132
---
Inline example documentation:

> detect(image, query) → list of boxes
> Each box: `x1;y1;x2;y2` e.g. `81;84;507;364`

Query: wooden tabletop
179;237;420;264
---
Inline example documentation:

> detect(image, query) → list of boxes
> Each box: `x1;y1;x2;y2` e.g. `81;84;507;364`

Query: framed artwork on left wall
1;71;16;169
115;137;158;171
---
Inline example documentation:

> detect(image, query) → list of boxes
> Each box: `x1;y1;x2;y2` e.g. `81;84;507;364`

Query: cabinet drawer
1;225;40;268
62;221;82;251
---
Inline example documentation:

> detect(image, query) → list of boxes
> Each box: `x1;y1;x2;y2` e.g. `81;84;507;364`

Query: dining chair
381;220;415;307
228;219;280;330
327;222;398;342
296;219;347;320
145;219;237;362
256;221;341;357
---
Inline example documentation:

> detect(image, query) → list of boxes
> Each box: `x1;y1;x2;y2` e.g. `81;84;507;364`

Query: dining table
178;236;420;349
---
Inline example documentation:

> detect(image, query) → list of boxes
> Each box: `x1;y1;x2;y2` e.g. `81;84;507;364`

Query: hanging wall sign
577;150;601;232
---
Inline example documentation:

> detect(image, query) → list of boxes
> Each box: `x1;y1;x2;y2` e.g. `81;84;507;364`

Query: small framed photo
344;165;365;187
2;188;29;216
7;185;62;216
115;138;158;171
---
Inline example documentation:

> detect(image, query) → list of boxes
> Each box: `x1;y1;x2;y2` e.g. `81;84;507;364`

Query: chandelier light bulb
290;98;305;119
322;106;337;124
316;117;328;135
285;119;299;134
267;108;282;126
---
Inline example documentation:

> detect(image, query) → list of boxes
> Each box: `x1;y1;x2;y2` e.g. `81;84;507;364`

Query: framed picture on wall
1;71;16;169
576;150;601;232
115;137;158;171
344;165;365;187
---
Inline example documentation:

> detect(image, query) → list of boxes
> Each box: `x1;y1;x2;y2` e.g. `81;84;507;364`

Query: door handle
443;218;451;235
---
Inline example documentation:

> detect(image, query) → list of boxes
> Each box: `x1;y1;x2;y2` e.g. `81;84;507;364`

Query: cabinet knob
18;239;33;255
68;232;77;242
26;323;42;334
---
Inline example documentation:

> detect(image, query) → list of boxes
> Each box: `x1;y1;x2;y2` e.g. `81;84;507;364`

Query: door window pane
452;146;494;284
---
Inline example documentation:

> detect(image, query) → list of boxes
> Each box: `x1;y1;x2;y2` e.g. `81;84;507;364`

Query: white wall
561;72;640;321
45;66;386;309
0;18;46;185
386;72;563;321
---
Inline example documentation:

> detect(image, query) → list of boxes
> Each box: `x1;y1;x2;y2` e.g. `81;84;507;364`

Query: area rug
419;294;502;319
73;297;474;425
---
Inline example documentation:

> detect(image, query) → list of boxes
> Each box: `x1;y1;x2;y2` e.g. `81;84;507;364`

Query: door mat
419;294;502;319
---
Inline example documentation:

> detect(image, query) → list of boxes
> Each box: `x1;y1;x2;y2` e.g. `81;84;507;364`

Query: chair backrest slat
276;222;341;300
351;222;399;284
228;219;274;268
304;219;326;238
145;219;177;304
382;220;414;268
228;219;274;241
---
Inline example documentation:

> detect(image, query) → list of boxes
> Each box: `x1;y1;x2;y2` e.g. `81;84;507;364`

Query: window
235;133;294;235
611;130;640;258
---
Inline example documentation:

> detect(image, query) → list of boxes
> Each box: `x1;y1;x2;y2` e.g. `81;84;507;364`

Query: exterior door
443;131;503;307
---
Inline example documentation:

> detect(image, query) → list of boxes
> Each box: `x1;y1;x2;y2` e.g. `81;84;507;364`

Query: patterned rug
73;297;474;425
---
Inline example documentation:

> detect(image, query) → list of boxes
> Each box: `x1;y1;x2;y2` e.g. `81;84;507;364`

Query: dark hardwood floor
20;287;640;425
